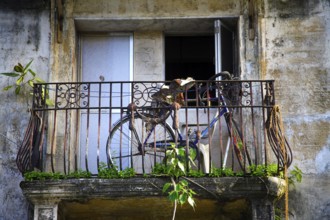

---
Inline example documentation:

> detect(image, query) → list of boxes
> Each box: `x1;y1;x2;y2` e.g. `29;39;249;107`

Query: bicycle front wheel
107;113;175;173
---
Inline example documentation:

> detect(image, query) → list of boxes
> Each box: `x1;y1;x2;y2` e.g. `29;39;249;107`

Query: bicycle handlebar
207;71;233;81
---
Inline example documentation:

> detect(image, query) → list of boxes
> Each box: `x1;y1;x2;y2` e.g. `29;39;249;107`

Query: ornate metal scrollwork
240;82;252;106
132;82;162;107
56;83;89;109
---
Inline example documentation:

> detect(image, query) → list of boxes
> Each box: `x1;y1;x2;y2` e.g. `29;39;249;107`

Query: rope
127;103;137;130
172;102;181;130
266;105;289;220
266;106;293;168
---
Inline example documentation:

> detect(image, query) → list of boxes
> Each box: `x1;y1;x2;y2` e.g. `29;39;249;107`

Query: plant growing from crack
1;60;54;106
0;61;54;153
161;145;197;220
97;162;135;179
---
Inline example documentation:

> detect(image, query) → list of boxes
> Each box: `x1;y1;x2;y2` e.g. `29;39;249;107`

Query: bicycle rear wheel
107;113;175;173
225;113;252;170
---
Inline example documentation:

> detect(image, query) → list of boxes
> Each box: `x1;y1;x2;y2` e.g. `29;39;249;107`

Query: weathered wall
0;0;329;219
134;31;164;81
72;0;240;17
262;0;330;219
0;1;51;219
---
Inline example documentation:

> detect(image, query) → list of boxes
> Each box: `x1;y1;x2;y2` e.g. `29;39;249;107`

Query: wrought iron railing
16;78;292;175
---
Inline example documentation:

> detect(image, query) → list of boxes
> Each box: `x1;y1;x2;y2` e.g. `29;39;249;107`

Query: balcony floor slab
21;177;285;220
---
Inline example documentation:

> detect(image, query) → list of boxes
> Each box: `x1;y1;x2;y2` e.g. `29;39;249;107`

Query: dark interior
165;26;235;81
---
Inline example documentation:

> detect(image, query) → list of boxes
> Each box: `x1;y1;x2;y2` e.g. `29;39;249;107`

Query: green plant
161;145;197;220
118;167;135;178
209;167;236;177
97;162;135;179
288;165;302;186
249;164;266;177
151;162;169;176
165;146;187;178
187;169;205;177
235;171;244;177
24;171;64;181
66;170;92;178
1;60;54;106
163;179;196;208
248;164;283;178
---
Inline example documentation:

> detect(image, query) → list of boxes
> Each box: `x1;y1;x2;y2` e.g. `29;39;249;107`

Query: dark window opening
165;35;215;81
165;26;236;81
165;24;237;106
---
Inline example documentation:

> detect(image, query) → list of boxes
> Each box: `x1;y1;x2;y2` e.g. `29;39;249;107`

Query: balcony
17;77;291;220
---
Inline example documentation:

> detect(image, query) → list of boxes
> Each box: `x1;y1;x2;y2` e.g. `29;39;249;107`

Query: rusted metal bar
85;83;91;173
16;79;286;176
97;83;102;171
63;109;68;175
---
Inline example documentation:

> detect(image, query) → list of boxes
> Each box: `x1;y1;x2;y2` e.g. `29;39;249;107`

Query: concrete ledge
20;176;285;202
20;177;285;219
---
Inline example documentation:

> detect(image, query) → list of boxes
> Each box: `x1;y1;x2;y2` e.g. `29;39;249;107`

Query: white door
79;34;133;174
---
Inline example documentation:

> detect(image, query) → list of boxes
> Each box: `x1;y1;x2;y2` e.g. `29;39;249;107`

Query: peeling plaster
315;140;330;174
283;111;330;124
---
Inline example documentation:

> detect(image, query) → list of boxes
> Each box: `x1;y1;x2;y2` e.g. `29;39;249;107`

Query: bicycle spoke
107;113;175;173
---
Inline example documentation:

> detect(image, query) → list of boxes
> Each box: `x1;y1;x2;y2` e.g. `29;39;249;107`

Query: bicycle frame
108;73;248;173
140;86;235;172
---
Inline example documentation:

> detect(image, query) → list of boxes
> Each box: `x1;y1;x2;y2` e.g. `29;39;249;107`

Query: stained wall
0;0;329;219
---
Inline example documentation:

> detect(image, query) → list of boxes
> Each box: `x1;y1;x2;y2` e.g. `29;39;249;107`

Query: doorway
79;33;133;173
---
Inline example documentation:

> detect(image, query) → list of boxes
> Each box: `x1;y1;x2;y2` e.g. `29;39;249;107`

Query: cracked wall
262;0;330;219
0;1;51;219
0;0;329;219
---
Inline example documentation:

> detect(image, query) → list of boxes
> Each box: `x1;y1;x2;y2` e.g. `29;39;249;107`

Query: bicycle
106;72;251;173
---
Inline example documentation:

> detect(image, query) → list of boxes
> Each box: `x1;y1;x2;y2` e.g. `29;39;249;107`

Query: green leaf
189;148;196;160
14;64;23;73
28;69;36;77
290;166;302;183
23;60;33;73
189;157;196;167
169;191;179;202
16;76;24;85
1;72;20;77
46;99;55;106
34;77;45;83
15;86;21;95
28;80;34;87
179;193;188;205
180;180;188;187
175;184;182;192
189;189;197;195
177;161;185;173
178;148;185;157
170;158;176;165
3;85;13;91
163;182;172;193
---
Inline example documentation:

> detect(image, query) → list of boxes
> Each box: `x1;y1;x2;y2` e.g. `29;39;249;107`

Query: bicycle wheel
107;113;175;173
225;113;252;170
